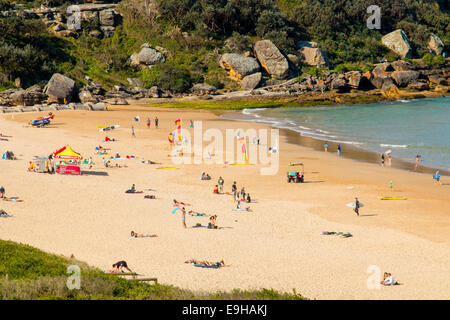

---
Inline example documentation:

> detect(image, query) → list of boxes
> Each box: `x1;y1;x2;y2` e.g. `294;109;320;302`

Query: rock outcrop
130;45;165;68
253;40;289;79
43;73;77;103
241;72;262;90
390;70;420;87
10;85;47;106
191;83;217;95
381;29;412;58
219;53;260;80
297;42;329;68
428;34;444;56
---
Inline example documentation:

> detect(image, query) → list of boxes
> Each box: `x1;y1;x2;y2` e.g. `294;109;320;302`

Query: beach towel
172;207;180;214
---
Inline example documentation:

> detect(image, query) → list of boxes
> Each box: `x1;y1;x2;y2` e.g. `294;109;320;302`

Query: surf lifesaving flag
175;119;182;141
237;136;248;162
174;119;181;126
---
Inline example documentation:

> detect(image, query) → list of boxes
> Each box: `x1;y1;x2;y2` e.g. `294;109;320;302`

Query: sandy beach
0;105;449;300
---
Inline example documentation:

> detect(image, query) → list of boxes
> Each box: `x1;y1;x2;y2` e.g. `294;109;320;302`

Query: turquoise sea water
228;97;450;170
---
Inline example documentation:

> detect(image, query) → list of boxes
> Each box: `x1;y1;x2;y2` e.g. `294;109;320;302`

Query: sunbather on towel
185;259;228;268
173;199;191;206
188;210;208;217
130;231;158;238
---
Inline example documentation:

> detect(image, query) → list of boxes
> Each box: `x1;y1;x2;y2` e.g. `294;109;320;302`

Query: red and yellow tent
53;145;82;175
53;145;83;160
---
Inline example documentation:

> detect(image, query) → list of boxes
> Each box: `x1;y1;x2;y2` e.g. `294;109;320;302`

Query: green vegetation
0;239;307;300
0;0;448;92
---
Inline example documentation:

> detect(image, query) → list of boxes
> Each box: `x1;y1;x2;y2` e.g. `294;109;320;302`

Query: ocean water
225;97;450;170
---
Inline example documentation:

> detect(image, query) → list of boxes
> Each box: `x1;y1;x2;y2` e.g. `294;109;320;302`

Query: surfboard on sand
379;196;407;200
99;125;120;132
346;202;365;208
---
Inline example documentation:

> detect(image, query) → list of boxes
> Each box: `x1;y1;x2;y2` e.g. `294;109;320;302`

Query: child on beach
0;186;5;199
324;142;328;152
147;118;151;128
337;144;342;156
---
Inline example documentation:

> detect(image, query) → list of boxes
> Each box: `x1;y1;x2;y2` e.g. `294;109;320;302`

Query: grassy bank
142;91;395;110
0;240;306;300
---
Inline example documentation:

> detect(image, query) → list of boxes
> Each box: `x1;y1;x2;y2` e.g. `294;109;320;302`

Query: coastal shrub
0;240;307;300
140;62;192;93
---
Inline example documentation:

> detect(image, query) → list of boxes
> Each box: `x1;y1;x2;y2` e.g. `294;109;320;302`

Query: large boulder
330;77;347;92
43;73;77;103
191;83;217;95
241;72;262;90
127;78;144;87
131;47;165;67
297;42;329;68
428;34;444;56
219;53;260;80
344;71;362;89
10;85;47;106
391;70;420;87
391;60;412;71
370;76;394;89
253;40;289;79
372;62;393;78
381;29;412;58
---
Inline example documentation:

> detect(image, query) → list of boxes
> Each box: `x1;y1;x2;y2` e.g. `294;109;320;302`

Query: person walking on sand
154;116;159;128
414;155;421;171
381;153;385;167
354;197;360;216
324;141;329;152
337;144;342;156
181;207;187;228
131;126;135;137
218;176;224;193
147;118;151;129
0;186;5;199
433;169;441;185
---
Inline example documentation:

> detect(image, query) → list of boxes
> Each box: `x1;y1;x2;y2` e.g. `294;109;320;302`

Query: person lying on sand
141;159;161;165
188;210;209;217
380;272;400;286
109;260;133;273
184;259;229;268
173;199;191;206
60;253;75;259
130;231;158;238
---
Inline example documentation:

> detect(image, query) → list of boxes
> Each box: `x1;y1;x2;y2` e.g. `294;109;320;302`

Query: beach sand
0;105;449;299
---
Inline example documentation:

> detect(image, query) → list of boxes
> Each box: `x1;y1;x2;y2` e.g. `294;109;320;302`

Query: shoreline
219;110;450;177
